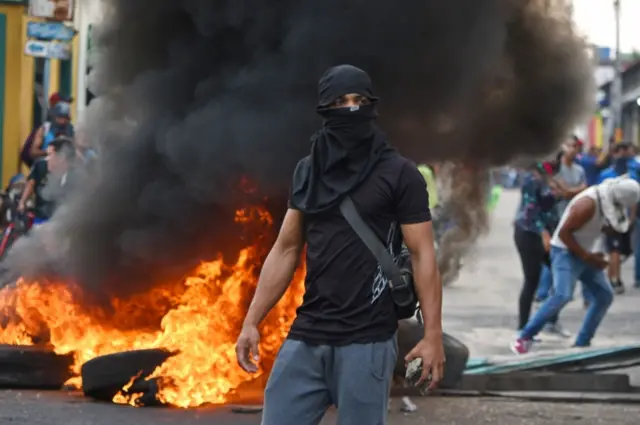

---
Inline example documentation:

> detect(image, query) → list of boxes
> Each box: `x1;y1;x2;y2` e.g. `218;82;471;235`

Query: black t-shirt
288;154;432;345
28;159;54;219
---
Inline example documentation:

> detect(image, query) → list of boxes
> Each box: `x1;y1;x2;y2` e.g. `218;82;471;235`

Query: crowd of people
0;92;96;232
511;136;640;354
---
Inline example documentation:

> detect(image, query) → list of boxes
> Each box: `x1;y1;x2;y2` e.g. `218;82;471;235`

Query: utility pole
610;0;623;143
74;0;89;120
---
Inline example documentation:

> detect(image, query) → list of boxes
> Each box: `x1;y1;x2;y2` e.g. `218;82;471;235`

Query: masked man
235;65;444;425
512;177;640;353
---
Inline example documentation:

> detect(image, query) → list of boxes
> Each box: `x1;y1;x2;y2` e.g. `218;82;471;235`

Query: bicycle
0;207;35;260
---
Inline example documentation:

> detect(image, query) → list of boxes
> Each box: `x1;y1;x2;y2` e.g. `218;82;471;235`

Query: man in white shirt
512;177;640;354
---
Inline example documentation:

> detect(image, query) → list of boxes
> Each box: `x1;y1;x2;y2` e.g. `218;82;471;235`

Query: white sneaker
543;323;571;338
400;396;417;413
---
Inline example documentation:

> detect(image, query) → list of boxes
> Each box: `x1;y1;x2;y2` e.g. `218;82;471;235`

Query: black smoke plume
3;0;593;300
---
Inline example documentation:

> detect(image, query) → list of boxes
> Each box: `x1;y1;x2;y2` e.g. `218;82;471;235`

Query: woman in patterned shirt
514;162;561;331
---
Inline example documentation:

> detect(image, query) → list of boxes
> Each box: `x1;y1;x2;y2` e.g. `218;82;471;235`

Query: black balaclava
289;65;394;214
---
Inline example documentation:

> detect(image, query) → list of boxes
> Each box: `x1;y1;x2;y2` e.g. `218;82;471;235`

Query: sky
572;0;640;51
82;1;637;50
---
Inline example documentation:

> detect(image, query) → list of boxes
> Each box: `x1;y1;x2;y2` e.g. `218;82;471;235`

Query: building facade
0;0;81;185
620;61;640;144
597;60;640;146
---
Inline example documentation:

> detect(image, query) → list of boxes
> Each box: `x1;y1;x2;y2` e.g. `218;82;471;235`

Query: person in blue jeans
535;265;552;301
512;177;640;354
513;163;563;333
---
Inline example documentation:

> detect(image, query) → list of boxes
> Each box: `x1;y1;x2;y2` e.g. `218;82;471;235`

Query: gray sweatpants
261;336;397;425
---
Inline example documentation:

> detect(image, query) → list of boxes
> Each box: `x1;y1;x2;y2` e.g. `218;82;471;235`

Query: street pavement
444;189;640;382
2;389;640;425
1;188;639;424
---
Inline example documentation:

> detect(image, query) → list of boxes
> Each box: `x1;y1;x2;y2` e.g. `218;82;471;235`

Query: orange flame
0;206;305;408
113;371;144;406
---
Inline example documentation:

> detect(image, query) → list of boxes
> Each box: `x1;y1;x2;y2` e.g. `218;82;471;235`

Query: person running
512;176;640;353
235;65;444;425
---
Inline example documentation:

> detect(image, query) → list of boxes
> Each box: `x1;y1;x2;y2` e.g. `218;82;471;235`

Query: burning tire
0;344;73;389
395;321;469;389
81;348;175;402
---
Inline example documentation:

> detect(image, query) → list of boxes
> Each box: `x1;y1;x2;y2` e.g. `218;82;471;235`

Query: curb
435;390;640;404
393;372;632;396
456;372;631;393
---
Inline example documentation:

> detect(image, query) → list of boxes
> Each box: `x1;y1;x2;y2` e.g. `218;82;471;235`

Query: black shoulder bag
339;196;419;320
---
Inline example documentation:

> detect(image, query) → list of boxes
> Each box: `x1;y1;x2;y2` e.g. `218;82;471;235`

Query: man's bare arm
18;180;35;209
550;177;586;200
402;221;442;339
30;127;47;158
558;198;596;260
243;208;305;327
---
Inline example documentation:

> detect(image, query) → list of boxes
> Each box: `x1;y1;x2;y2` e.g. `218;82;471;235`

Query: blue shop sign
24;40;49;58
27;21;76;42
24;40;71;60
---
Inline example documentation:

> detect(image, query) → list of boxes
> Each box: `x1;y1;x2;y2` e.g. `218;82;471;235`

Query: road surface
3;390;640;425
1;188;639;424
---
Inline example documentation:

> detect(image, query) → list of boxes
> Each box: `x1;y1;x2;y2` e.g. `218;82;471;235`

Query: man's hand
583;252;608;269
552;188;567;199
235;324;260;373
405;335;446;390
17;201;25;213
547;180;566;198
401;219;444;390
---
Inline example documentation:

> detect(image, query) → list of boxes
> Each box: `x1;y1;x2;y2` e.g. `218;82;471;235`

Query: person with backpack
21;102;75;168
20;93;73;168
31;102;75;158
